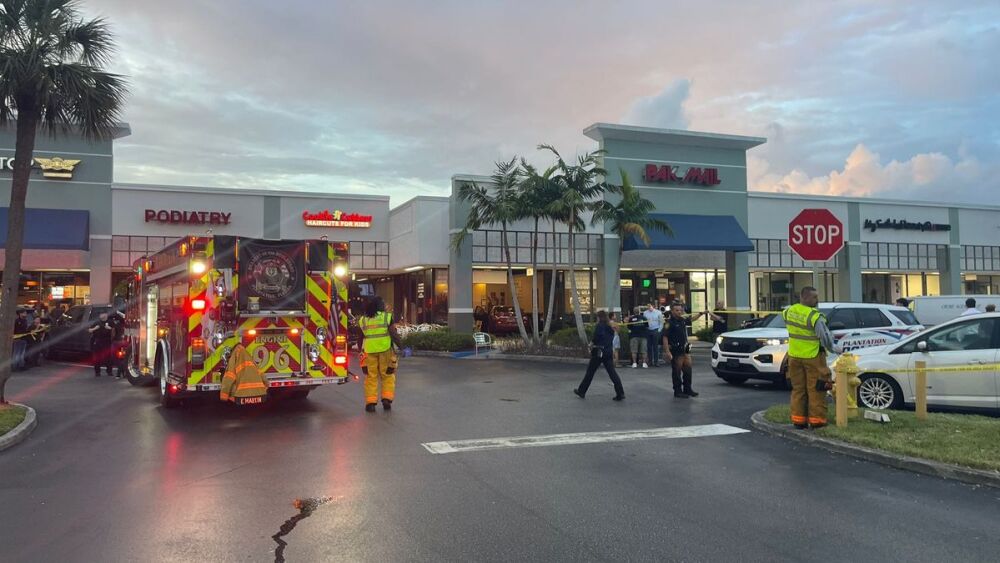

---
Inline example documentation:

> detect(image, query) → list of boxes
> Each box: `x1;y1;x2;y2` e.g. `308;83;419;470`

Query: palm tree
452;157;531;345
540;144;608;345
592;169;672;310
517;159;559;345
0;0;128;404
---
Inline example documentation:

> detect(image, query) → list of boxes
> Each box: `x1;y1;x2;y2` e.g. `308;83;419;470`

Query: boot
381;398;392;411
365;403;377;412
684;389;699;397
573;388;585;399
673;391;690;399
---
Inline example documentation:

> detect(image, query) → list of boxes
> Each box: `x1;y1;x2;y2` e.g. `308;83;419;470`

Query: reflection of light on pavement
9;363;80;403
326;418;365;502
160;432;183;495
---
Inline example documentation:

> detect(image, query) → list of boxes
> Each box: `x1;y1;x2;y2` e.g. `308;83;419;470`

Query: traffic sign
788;209;844;262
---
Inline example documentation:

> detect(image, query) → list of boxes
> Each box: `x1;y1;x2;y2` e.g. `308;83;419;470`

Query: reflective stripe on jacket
220;344;268;402
360;311;392;354
783;303;825;359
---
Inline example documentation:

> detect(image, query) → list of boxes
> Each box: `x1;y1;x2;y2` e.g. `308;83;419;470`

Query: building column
447;229;474;332
839;243;862;302
939;245;962;295
90;236;112;303
725;250;749;310
596;234;620;313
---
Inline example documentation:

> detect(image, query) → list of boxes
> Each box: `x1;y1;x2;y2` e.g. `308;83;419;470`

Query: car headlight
759;338;788;347
715;336;723;345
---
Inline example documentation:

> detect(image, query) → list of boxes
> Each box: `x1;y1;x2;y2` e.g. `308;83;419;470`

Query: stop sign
788;209;844;262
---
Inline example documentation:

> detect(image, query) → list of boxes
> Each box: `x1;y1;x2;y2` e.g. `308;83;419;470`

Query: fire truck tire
157;355;181;409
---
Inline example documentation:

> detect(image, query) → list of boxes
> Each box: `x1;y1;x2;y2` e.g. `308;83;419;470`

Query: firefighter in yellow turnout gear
782;286;841;429
359;297;402;412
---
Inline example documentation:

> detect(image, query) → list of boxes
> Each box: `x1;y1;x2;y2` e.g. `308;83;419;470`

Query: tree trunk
542;222;558;342
568;219;587;345
529;217;540;345
0;109;40;404
502;224;530;345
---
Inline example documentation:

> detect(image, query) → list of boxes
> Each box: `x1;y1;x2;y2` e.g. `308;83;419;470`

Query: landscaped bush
693;326;716;342
401;329;475;352
549;325;594;348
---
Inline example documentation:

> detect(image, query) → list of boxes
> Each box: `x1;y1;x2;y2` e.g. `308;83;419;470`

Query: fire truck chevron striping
125;236;351;407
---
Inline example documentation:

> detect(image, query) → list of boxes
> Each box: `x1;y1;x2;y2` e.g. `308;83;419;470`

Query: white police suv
711;303;923;386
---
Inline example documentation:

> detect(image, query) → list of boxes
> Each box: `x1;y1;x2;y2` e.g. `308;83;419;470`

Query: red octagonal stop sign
788;209;844;262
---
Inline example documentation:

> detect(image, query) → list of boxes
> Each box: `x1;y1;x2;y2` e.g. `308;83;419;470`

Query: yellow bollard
833;353;857;428
915;360;928;421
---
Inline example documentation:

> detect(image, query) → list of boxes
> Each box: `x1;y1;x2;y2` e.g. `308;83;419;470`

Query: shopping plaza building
2;122;998;332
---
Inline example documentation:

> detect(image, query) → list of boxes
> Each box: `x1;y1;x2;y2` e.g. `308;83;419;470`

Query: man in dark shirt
12;310;29;370
663;302;706;399
626;306;648;368
88;312;115;377
708;301;728;336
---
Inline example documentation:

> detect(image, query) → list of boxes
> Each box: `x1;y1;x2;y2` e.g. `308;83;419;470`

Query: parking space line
422;424;750;454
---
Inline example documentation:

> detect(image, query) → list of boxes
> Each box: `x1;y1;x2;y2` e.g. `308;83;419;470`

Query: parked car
711;303;924;386
47;304;115;358
848;312;1000;411
488;306;519;335
908;295;1000;327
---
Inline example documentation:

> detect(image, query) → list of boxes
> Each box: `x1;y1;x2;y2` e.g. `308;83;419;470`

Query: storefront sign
864;218;951;233
50;286;65;299
302;209;373;228
417;282;425;299
145;209;232;225
0;156;82;179
620;279;633;288
643;164;721;186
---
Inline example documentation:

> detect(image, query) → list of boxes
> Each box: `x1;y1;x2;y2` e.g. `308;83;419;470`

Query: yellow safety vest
360;311;392;354
783;303;825;359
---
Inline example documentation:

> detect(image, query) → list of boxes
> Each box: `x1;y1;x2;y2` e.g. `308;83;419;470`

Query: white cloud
749;144;994;200
622;79;691;130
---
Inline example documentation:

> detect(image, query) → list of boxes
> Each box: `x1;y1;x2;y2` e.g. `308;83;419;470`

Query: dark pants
670;352;694;393
646;331;660;366
92;342;114;375
578;351;624;398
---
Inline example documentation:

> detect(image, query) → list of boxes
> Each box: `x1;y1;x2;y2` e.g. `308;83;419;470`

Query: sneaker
573;388;585;399
673;392;690;399
612;395;625;401
642;363;648;369
631;363;637;368
365;403;377;412
684;390;699;398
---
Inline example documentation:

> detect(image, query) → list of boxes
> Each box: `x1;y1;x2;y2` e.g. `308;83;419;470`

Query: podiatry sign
145;209;233;225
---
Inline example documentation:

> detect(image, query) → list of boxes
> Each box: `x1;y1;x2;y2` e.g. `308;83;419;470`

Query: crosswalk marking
422;424;749;454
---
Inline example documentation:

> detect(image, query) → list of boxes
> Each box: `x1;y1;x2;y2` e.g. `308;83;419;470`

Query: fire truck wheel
157;357;181;409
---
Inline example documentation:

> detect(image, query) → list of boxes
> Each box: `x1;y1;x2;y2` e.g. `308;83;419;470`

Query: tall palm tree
452;157;531;345
540;144;607;345
517;159;559;345
0;0;128;403
592;169;672;310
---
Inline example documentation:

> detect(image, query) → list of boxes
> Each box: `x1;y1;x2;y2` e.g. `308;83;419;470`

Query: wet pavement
2;354;999;562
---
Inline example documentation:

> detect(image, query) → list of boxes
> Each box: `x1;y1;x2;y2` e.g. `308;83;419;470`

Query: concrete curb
0;403;37;452
750;410;1000;490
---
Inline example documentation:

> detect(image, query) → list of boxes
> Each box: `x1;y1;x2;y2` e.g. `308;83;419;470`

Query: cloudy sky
85;0;1000;204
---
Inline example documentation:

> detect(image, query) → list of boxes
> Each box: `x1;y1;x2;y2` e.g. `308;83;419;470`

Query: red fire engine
124;236;351;407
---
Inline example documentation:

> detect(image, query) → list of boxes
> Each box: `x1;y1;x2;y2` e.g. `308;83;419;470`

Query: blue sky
88;0;1000;204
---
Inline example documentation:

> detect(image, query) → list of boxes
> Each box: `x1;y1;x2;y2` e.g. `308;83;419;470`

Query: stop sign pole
788;209;844;262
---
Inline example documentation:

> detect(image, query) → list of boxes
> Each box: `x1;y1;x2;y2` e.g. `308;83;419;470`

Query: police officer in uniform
88;312;115;377
663;301;706;398
359;297;402;412
783;286;841;429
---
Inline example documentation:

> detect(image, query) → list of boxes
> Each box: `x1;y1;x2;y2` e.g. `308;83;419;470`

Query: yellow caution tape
837;362;1000;375
12;326;51;340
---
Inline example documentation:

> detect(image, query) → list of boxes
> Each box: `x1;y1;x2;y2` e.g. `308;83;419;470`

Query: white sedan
848;312;1000;411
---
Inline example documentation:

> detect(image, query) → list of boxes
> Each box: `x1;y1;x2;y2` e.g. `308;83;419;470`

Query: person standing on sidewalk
643;303;664;367
783;286;841;429
663;302;706;399
88;311;115;377
627;306;647;368
574;310;625;401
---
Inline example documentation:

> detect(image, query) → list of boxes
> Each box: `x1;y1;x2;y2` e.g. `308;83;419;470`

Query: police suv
711;303;923;386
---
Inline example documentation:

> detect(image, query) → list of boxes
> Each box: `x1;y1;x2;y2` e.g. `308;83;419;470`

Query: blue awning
623;213;753;252
0;208;90;250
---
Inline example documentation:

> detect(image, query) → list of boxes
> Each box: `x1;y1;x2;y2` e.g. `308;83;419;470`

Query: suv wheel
858;373;903;410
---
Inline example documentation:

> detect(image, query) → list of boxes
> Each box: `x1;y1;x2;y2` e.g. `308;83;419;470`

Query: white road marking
422;424;750;454
51;361;93;368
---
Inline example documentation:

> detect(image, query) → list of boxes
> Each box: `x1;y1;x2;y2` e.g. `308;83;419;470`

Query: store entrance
862;273;940;303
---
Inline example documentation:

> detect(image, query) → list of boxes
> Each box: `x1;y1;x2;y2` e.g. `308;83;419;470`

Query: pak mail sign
788;209;844;262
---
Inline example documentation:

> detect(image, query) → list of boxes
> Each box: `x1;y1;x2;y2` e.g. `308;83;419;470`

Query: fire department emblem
248;250;297;300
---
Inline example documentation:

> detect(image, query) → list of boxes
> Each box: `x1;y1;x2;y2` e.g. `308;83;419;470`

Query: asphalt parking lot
2;354;999;562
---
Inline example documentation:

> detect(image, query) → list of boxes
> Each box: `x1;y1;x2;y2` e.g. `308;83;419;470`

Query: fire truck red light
191;299;207;310
334;355;347;365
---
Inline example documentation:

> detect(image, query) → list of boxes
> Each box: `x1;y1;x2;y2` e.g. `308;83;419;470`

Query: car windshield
761;314;785;328
890;309;920;326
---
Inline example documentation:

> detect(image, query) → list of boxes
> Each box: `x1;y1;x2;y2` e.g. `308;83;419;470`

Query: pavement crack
271;496;334;563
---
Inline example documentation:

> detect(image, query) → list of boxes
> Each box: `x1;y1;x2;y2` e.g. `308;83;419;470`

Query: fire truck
124;236;351;407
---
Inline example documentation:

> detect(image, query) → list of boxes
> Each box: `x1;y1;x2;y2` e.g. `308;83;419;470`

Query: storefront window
2;271;91;307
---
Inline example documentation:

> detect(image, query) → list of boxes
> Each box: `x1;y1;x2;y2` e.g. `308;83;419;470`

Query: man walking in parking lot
783;286;841;429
